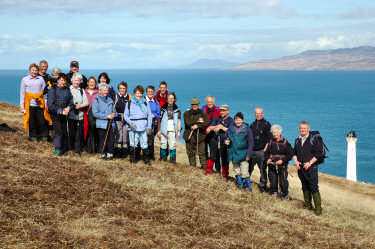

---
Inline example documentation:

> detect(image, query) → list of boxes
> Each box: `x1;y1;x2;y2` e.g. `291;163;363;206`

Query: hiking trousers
250;149;268;188
297;164;319;194
268;164;289;196
29;106;49;139
233;160;250;178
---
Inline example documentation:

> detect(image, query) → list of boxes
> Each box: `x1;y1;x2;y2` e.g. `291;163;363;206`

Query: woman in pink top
85;77;100;153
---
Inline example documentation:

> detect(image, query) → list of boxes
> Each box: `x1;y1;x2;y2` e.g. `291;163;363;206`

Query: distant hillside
232;46;375;70
182;58;239;69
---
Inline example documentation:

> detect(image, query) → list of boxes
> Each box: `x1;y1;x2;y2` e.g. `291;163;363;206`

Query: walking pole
66;115;71;152
218;133;223;180
102;99;118;155
196;129;199;168
132;131;136;165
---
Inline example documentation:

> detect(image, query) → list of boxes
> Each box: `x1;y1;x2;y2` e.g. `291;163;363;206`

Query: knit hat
190;97;200;105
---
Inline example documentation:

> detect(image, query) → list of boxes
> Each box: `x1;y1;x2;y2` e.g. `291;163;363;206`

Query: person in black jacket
265;125;293;200
47;73;74;156
249;107;272;192
293;121;323;215
66;61;87;89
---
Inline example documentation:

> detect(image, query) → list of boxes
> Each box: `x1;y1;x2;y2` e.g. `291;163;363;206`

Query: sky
0;0;374;69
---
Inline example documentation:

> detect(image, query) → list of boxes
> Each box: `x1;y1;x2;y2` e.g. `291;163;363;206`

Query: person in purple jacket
124;85;153;165
144;85;160;160
225;112;254;192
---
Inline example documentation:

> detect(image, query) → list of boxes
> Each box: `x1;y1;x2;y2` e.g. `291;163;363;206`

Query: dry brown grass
1;101;375;248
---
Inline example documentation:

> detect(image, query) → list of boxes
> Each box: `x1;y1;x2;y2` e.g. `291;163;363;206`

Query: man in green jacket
183;97;210;169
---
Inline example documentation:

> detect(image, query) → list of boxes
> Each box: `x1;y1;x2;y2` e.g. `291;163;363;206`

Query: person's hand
20;107;26;114
198;117;203;122
62;108;69;115
206;127;212;134
225;139;230;145
246;157;250;161
303;162;311;170
108;113;115;119
217;124;224;131
152;114;155;118
75;104;80;109
267;159;272;165
176;130;181;139
157;131;162;139
191;124;198;130
294;159;301;170
129;123;137;131
276;160;283;165
146;128;152;136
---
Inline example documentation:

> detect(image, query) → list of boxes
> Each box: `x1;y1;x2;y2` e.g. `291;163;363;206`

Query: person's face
146;88;154;99
72;77;80;88
29;67;38;78
255;108;264;120
167;95;175;105
191;103;199;110
39;63;48;75
119;85;127;96
134;91;143;100
299;124;310;137
70;66;79;73
159;84;167;94
99;76;107;83
57;78;66;88
220;109;229;118
235;117;243;127
52;74;59;79
272;130;281;140
206;97;214;109
88;79;96;90
100;88;109;97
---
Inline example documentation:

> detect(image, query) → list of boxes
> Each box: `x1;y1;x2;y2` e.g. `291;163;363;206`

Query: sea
1;69;374;184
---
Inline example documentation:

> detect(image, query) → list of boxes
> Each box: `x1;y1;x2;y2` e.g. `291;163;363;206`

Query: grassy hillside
1;102;375;248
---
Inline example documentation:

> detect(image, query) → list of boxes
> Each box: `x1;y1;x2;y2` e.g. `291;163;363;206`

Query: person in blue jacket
47;73;74;156
144;85;160;160
157;92;182;163
124;85;153;164
92;83;117;160
225;112;254;192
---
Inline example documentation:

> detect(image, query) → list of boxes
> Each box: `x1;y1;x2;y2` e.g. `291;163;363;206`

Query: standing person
145;85;160;160
85;76;100;154
51;66;62;85
92;83;117;160
265;125;293;200
68;72;89;155
249;107;272;192
98;72;116;101
205;104;234;178
293;121;324;215
124;85;153;165
67;60;87;88
47;73;73;156
114;81;132;158
226;112;254;192
154;81;168;108
183;98;210;169
202;95;221;173
20;63;51;141
38;60;52;88
157;92;181;163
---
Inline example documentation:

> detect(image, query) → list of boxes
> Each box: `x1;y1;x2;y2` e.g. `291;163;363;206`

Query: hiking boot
122;148;128;159
129;147;136;164
312;192;323;215
143;148;150;165
272;192;278;197
236;175;243;190
282;195;290;201
114;147;121;158
54;149;61;156
160;148;167;161
243;178;252;192
107;153;114;160
205;159;214;175
30;137;38;142
100;153;107;159
188;156;196;167
170;149;177;164
303;190;313;210
41;136;49;142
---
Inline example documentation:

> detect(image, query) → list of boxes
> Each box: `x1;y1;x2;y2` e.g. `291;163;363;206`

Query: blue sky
0;0;374;69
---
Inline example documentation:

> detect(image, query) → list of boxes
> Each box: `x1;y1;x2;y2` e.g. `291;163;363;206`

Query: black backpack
309;131;329;165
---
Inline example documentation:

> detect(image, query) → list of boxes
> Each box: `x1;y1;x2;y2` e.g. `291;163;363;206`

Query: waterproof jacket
92;94;117;129
183;108;209;143
227;123;254;163
250;118;272;151
144;96;160;127
115;93;132;122
68;86;89;120
264;137;293;166
294;133;323;165
158;103;181;136
202;105;220;123
123;97;152;132
154;90;168;108
85;89;100;110
47;85;74;114
210;116;234;144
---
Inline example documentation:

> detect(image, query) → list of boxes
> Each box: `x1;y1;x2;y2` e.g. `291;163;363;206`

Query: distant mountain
182;59;239;69
231;46;375;71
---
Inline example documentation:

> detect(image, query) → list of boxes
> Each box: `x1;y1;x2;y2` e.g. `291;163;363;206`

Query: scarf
134;98;146;112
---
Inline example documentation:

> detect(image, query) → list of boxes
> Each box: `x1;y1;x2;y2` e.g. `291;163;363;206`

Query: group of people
20;60;324;216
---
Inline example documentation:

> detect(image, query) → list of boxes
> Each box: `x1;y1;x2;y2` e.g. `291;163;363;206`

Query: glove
129;123;137;131
146;128;152;136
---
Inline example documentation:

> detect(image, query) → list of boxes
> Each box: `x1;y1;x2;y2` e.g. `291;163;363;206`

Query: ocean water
1;69;374;184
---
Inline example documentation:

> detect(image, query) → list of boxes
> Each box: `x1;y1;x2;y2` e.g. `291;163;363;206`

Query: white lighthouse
346;131;357;182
